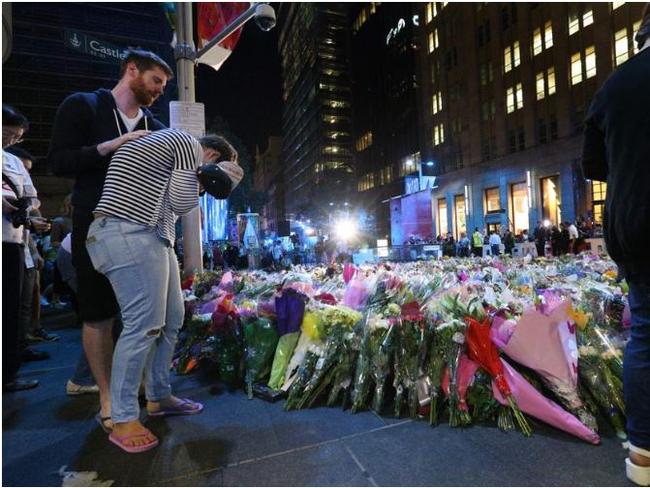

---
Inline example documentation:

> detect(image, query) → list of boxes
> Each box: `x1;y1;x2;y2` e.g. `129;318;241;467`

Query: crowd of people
2;11;649;484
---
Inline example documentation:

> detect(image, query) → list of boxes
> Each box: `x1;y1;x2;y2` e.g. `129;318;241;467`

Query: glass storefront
437;198;448;237
454;194;466;240
510;181;529;234
540;175;561;226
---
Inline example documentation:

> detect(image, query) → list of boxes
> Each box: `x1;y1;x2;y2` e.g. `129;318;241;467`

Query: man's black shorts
71;209;119;323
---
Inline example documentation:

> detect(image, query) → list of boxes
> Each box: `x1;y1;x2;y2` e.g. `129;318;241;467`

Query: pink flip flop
147;398;204;417
109;430;159;453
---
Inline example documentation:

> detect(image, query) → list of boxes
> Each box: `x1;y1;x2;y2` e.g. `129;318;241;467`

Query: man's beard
130;76;157;106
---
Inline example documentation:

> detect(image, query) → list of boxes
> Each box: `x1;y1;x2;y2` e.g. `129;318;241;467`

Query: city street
2;315;633;487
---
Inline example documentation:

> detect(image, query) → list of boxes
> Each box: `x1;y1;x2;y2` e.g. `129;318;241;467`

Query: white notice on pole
169;101;206;139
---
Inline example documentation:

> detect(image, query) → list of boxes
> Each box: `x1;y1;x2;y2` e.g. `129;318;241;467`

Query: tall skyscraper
277;3;354;225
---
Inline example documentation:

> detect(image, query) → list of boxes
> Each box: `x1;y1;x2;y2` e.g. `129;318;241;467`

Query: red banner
197;2;249;50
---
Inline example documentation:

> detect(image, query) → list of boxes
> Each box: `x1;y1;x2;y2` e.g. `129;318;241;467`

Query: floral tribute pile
174;254;630;444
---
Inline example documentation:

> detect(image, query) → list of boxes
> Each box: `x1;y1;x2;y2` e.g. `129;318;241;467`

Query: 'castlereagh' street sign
64;29;126;63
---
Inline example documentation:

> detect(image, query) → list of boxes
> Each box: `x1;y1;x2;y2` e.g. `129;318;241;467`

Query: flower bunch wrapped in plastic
242;316;279;398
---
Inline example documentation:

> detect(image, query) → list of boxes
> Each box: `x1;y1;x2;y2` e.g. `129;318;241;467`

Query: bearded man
48;49;173;432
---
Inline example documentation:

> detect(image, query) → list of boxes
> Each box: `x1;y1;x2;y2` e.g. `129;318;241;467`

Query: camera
254;4;276;32
9;197;30;228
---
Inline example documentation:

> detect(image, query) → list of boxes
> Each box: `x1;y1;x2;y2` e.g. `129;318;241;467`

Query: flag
197;2;249;71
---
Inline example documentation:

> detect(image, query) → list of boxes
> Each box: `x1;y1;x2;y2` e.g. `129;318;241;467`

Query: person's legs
87;218;170;448
625;280;650;465
18;266;36;353
2;243;29;388
145;247;197;412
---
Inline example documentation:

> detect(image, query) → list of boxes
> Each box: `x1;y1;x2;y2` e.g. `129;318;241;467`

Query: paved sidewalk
2;326;633;486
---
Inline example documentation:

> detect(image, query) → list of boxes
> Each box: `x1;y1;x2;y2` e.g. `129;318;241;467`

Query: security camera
254;3;276;31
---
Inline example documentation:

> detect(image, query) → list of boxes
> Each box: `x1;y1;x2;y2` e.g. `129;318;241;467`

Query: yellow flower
603;270;617;281
567;304;591;329
301;311;323;341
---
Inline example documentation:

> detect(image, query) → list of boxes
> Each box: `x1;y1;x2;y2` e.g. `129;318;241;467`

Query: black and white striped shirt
94;128;202;246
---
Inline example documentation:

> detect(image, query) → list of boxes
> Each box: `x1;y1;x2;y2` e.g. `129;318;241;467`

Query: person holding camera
2;104;51;392
48;49;173;430
85;129;242;453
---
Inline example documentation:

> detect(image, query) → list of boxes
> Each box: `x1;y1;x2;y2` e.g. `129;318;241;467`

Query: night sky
195;13;282;155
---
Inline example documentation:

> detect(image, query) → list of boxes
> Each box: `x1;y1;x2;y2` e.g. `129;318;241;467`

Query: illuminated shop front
454;194;466;239
510;182;529;234
540;175;561;226
437;198;448;236
591;180;607;224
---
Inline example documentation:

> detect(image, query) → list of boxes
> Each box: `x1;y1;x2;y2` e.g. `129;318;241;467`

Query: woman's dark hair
199;134;238;163
5;146;34;161
2;104;29;130
119;48;174;79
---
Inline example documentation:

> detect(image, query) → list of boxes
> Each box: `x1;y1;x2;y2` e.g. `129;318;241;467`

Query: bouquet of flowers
242;316;279;398
368;303;400;413
392;301;427;418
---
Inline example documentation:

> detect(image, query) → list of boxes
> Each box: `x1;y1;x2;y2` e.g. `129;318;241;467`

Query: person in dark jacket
48;49;173;433
582;7;650;484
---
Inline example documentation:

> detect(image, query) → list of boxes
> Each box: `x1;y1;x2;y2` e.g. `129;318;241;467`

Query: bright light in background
543;219;551;227
426;161;434;167
334;218;357;240
305;227;315;236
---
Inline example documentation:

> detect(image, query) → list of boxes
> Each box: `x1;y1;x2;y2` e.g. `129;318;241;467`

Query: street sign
169;101;205;139
64;29;126;63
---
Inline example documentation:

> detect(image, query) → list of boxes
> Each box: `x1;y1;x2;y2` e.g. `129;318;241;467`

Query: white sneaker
66;380;99;396
627;445;650;486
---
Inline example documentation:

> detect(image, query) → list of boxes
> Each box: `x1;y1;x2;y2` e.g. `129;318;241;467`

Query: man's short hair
2;104;29;130
5;146;34;162
119;48;174;80
199;134;238;163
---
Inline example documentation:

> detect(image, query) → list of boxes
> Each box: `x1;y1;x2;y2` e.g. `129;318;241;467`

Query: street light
174;2;276;276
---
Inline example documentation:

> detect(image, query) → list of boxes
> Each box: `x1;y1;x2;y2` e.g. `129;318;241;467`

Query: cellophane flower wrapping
496;299;598;433
243;316;279;398
267;332;300;391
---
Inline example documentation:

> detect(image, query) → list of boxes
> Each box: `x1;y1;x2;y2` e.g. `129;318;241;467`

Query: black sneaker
21;348;50;361
26;328;60;343
3;379;39;392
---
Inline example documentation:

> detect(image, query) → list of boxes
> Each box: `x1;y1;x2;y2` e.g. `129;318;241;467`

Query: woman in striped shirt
86;129;239;453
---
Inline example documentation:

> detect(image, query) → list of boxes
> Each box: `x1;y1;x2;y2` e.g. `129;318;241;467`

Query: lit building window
547;67;556;95
355;131;373;152
568;13;580;35
536;72;545;100
585;45;596;78
432;91;443;114
544;21;554;48
513;41;521;67
532;28;543;56
503;41;520;72
615;28;629;65
592;180;607;224
583;9;594;27
516;83;523;109
612;1;625;10
506;86;515;113
426;2;438;23
433;123;445;146
504;45;512;72
485;187;501;212
438;198;448;236
429;29;440;53
571;51;583;85
634;20;642;54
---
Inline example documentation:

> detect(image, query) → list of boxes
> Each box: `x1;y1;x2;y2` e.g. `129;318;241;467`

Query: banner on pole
196;2;249;71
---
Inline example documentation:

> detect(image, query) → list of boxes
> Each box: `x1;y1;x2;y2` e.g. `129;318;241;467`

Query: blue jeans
625;280;650;449
86;216;184;423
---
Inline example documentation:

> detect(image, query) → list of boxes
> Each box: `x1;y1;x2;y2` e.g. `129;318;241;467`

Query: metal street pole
175;2;203;275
